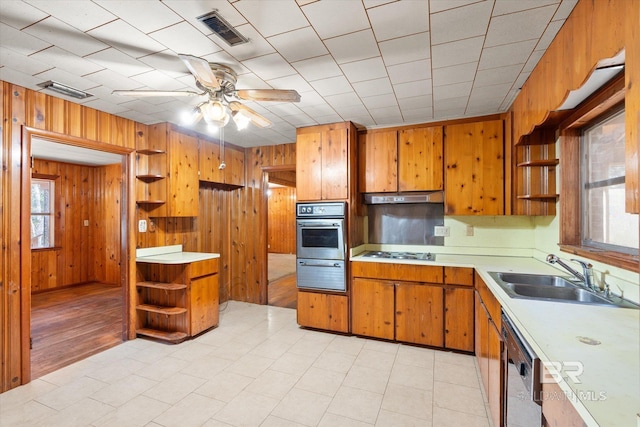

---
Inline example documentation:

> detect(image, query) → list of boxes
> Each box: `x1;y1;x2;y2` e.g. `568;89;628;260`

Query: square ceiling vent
197;11;248;47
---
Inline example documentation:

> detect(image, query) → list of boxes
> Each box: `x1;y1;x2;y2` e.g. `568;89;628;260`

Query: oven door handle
298;261;343;268
298;222;341;228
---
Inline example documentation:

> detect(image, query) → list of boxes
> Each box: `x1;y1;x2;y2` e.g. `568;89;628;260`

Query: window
31;178;55;249
581;108;638;255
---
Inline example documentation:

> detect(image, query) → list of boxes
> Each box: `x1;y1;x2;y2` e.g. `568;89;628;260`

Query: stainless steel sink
488;272;639;309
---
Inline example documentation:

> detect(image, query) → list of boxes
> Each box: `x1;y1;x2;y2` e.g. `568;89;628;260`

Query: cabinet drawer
444;267;474;286
190;258;219;278
351;262;443;283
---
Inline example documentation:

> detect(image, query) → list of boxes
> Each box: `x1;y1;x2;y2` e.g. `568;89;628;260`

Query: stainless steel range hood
363;191;444;204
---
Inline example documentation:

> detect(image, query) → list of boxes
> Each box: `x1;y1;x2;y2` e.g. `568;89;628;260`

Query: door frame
20;127;135;383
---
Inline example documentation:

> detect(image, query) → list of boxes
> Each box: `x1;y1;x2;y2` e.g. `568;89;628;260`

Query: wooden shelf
136;174;164;180
517;159;559;167
138;149;166;155
517;194;559;200
136;200;165;204
136;281;187;291
136;328;188;343
136;304;187;315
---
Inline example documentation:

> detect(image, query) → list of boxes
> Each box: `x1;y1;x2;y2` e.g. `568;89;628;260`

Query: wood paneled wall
268;186;296;254
510;0;640;213
30;159;122;292
1;81;137;392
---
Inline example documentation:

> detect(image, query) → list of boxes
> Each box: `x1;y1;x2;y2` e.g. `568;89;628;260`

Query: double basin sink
489;272;639;309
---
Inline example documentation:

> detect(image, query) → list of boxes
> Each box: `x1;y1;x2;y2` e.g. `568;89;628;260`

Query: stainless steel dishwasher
502;311;542;427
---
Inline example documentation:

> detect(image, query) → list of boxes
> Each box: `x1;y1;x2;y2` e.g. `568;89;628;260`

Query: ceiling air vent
197;11;248;46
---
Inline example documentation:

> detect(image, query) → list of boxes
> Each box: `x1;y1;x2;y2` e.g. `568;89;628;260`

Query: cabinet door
359;130;398;193
322;127;349;200
351;278;395;339
475;292;490;394
168;131;199;216
198;138;224;183
444;120;504;215
395;282;444;346
297;291;349;332
398;127;443;191
190;273;219;335
225;147;245;186
487;318;503;427
444;287;474;351
296;131;323;201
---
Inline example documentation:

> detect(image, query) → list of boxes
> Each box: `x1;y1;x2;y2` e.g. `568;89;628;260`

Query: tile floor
0;302;492;427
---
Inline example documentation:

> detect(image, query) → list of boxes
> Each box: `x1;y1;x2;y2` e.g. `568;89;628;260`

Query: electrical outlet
466;225;474;236
434;226;450;237
138;219;147;233
83;219;89;227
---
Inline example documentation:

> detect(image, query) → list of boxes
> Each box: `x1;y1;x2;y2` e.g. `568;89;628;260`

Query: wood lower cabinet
541;366;588;427
136;258;219;343
395;282;444;346
351;278;396;340
444;288;474;351
297;291;349;333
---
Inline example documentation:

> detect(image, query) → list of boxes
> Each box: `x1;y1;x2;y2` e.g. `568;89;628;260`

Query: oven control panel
296;202;346;217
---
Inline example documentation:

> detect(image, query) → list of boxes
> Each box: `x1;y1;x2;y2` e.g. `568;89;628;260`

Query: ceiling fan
113;54;301;130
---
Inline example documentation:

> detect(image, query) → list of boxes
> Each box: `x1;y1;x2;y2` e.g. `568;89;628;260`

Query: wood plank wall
267;186;296;254
510;0;640;213
1;81;137;393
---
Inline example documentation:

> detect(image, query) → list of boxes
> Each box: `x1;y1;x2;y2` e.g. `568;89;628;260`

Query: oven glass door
296;218;345;260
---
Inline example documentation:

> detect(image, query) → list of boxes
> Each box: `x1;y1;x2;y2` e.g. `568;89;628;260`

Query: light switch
83;219;89;227
138;219;147;233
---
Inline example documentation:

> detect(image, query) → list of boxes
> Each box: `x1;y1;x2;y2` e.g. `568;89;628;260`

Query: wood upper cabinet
296;122;354;201
359;126;443;193
136;123;199;217
444;119;504;215
198;138;245;187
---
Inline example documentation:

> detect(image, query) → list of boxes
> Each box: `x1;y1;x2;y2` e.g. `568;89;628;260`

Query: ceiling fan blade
178;54;220;90
229;101;271;128
236;89;301;102
112;90;201;97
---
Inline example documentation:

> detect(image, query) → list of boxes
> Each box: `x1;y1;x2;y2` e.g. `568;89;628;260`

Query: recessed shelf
517;159;559;167
517;194;559;200
137;149;166;155
136;281;187;291
136;174;164;180
136;200;165;204
136;328;188;343
136;304;187;315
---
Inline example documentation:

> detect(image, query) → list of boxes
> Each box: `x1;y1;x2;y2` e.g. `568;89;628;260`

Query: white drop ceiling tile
398;95;432;110
348;115;376;127
522;50;544;74
137;50;189;79
431;36;483;68
87;19;168;60
82;98;130;115
297;0;318;6
432;81;472;100
299;103;337;117
432;62;477;87
302;0;369;39
86;48;153;78
118;99;168;115
340;57;387;83
361;93;397;110
470;83;511;100
513;71;531;89
430;1;492;45
309;75;353;97
379;32;430;66
429;0;481;14
150;21;220;57
297;91;327;107
364;0;397;8
175;73;203;91
131;70;188;91
324;91;363;108
535;20;563;52
478;39;537;70
402;107;433;122
242;53;296;81
0;66;43;90
268;27;328;63
268;103;304;117
34;67;98;91
474;63;522;87
353;78;393;98
394;80;432;99
0;47;50;75
484;5;557;47
282;113;315;127
435;95;468;109
23;17;108;57
219;23;275;61
24;0;117;32
368;0;430;41
369;105;403;125
93;1;182;34
292;55;343;82
267;74;313;93
312;113;345;124
387;59;431;84
30;46;103;76
84;68;145;91
325;29;379;65
552;0;579;21
332;103;369;118
433;104;466;116
234;0;307;38
0;0;50;29
116;109;157;124
0;22;52;56
492;0;559;17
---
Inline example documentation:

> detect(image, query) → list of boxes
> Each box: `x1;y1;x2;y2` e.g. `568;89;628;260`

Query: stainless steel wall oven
296;202;347;292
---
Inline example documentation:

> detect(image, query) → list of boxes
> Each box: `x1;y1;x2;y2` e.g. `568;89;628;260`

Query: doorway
23;130;132;381
265;168;297;308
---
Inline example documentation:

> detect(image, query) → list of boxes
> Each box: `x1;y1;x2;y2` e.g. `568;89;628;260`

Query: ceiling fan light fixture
232;110;251;130
181;107;203;126
202;101;230;127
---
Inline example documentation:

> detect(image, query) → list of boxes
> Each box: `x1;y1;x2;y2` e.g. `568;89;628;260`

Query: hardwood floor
268;273;297;309
31;283;124;379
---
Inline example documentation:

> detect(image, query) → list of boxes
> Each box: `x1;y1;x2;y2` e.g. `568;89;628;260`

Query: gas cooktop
361;251;436;261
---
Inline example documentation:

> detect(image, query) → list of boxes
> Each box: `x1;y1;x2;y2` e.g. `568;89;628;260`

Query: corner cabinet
358;126;444;193
444;119;504;215
136;123;199;217
296;122;356;201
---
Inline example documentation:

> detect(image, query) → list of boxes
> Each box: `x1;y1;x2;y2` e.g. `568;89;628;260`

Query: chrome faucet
546;254;595;290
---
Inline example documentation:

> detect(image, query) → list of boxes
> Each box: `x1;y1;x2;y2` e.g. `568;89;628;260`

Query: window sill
31;246;61;252
559;244;638;272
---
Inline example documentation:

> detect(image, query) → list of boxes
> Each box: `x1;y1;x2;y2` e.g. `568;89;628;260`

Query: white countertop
351;253;640;427
136;245;220;264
